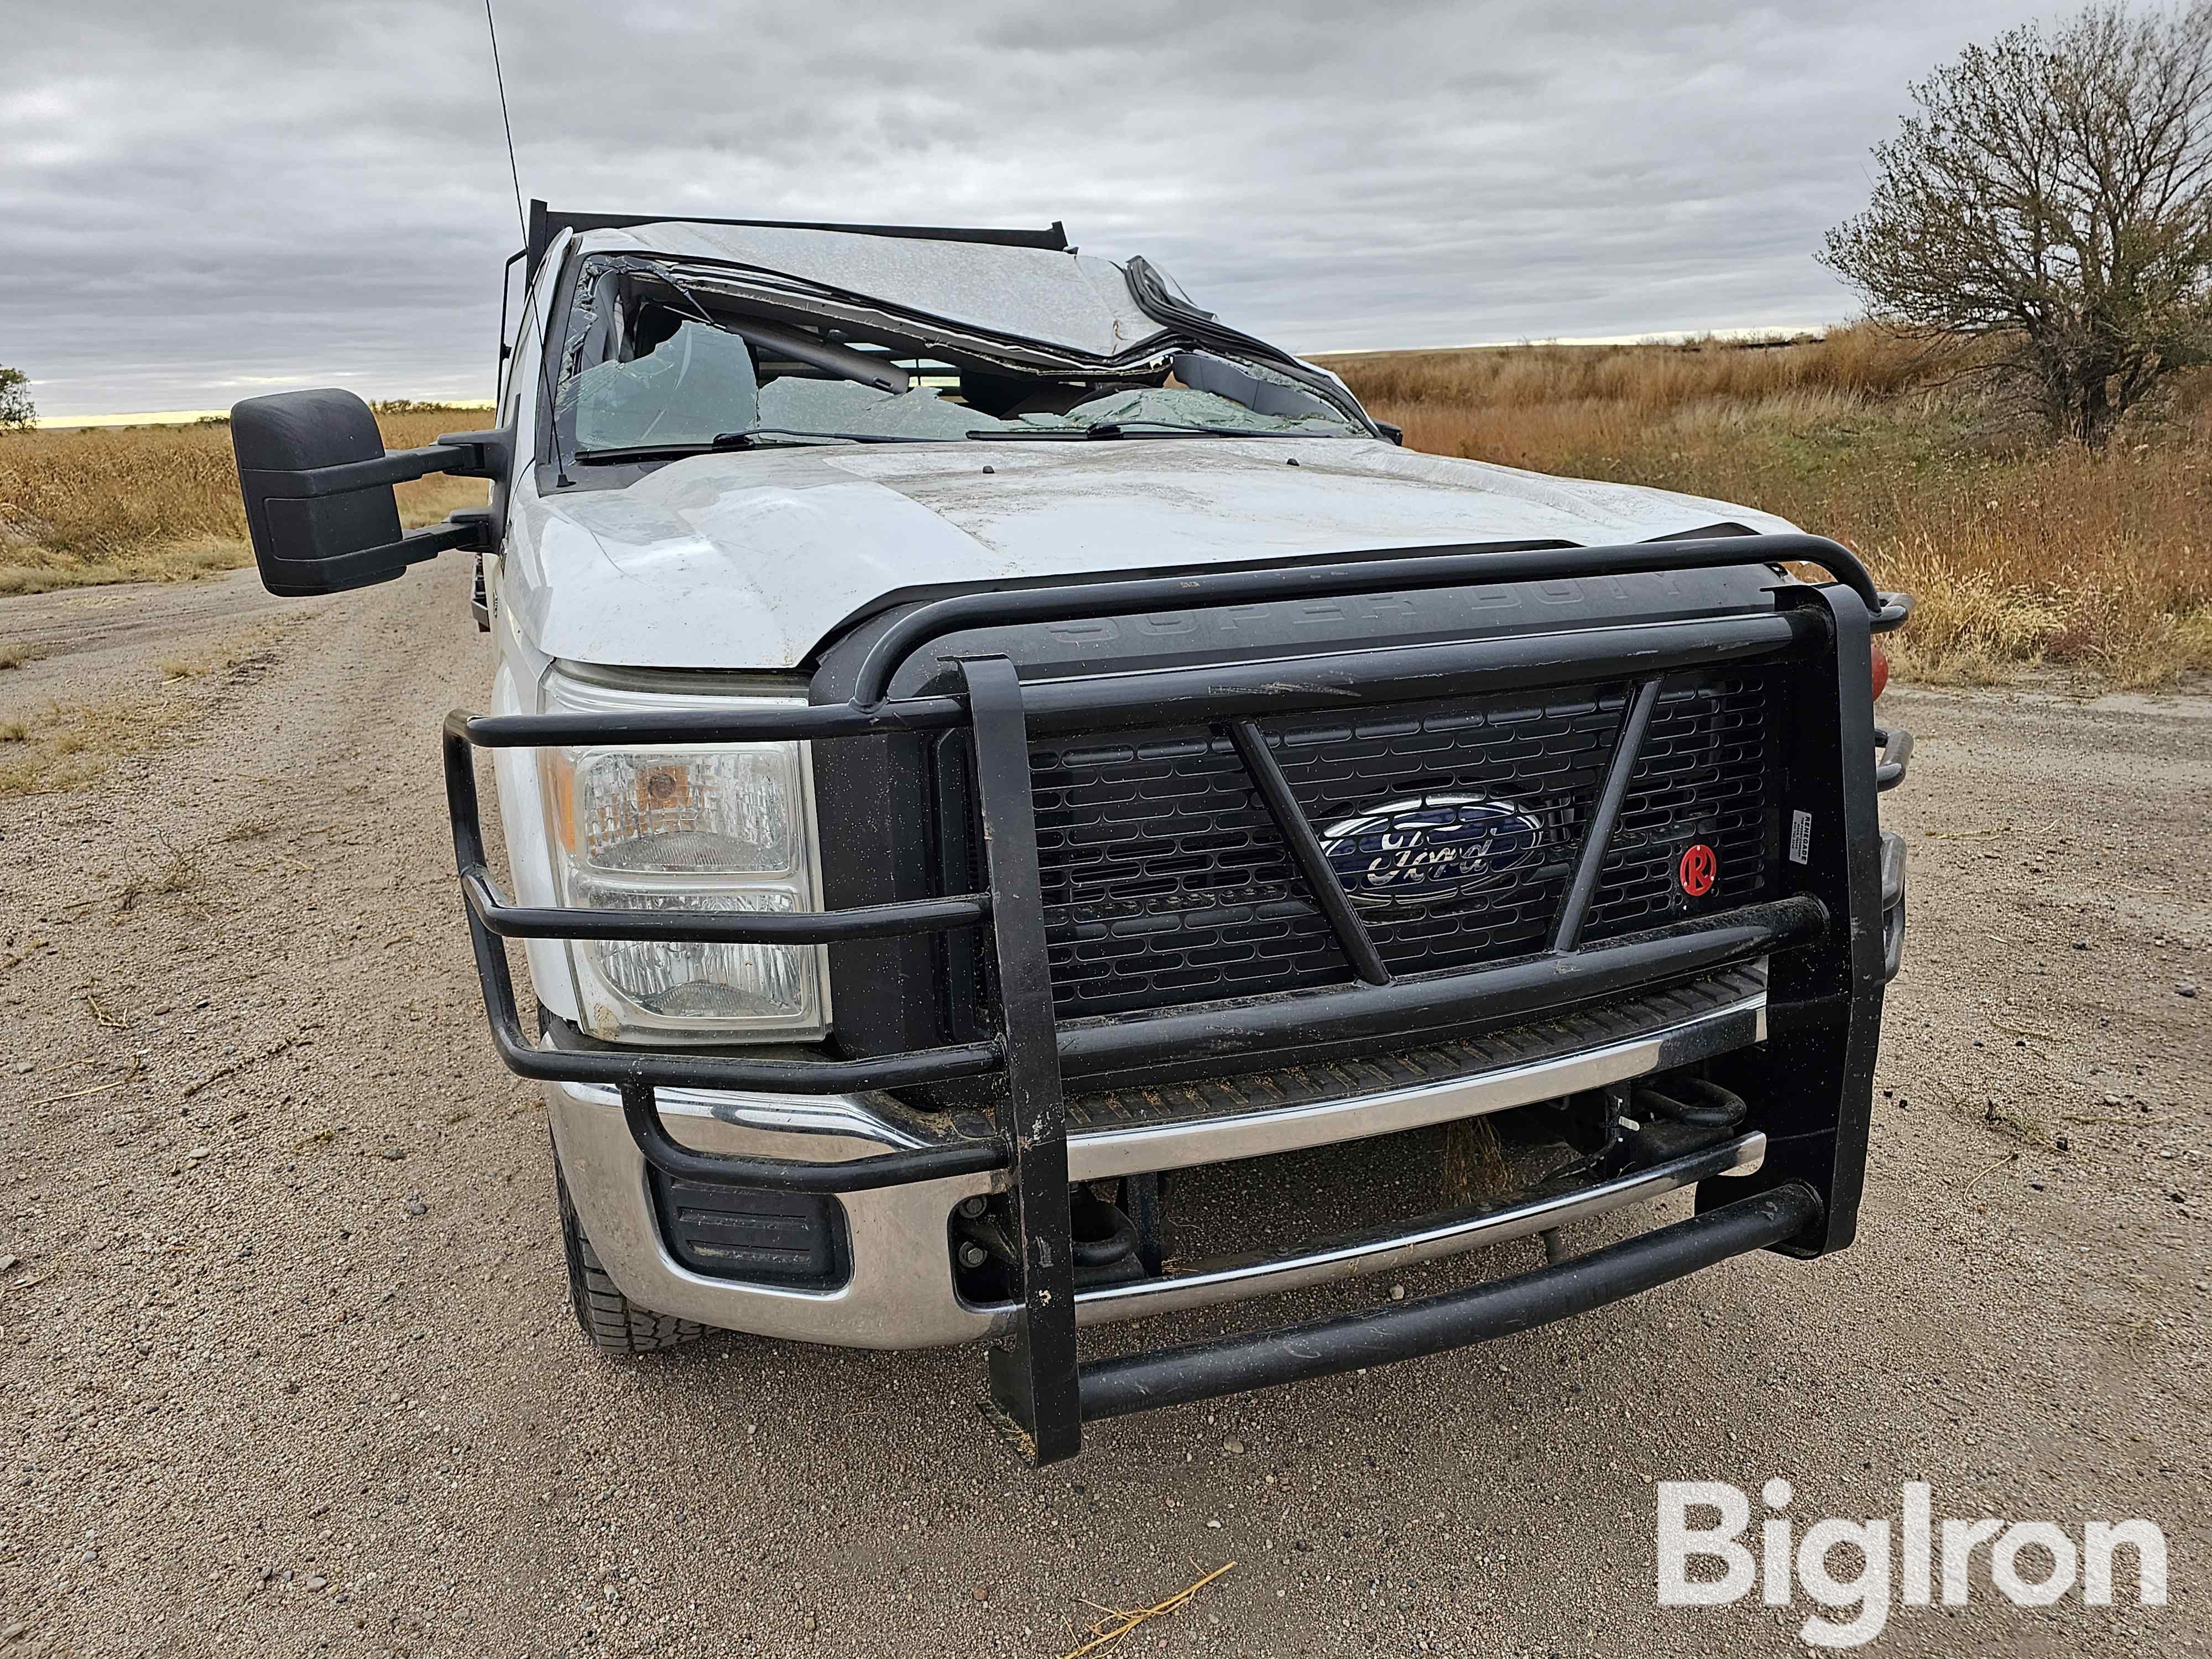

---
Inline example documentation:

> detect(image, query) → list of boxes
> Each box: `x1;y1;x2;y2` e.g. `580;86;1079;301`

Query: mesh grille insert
1018;671;1776;1021
1582;677;1774;941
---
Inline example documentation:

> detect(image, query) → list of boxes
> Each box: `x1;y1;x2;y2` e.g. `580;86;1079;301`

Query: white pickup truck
228;204;1910;1463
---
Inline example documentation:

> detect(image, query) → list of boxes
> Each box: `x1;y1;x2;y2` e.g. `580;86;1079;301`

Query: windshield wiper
573;428;940;463
721;427;944;446
967;420;1349;441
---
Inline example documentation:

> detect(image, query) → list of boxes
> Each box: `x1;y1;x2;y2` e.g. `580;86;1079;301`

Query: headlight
537;665;828;1044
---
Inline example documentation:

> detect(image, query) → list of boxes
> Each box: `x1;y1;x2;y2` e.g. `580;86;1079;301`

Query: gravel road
1;560;2206;1658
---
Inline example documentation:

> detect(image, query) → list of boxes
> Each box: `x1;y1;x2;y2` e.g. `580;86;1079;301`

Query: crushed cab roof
562;217;1173;361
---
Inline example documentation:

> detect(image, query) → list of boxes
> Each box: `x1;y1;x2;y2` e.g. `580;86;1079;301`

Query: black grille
1024;674;1775;1021
1582;676;1774;940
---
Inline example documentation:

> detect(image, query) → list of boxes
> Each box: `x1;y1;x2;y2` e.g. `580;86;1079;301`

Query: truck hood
504;436;1799;669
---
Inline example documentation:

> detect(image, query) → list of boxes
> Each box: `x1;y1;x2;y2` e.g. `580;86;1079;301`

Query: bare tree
1823;4;2212;445
0;367;33;433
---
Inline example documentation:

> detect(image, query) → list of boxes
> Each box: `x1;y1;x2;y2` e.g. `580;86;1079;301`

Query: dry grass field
6;349;2211;685
0;407;486;596
1324;326;2212;687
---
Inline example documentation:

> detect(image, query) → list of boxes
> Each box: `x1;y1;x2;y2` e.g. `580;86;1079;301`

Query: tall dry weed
1327;325;1939;417
0;411;486;594
1327;331;2212;687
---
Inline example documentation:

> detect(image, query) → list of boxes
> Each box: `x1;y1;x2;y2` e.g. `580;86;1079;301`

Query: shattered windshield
551;252;1367;463
570;320;758;451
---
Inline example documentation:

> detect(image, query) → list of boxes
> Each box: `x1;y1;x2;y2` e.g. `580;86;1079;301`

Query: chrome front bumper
548;990;1767;1350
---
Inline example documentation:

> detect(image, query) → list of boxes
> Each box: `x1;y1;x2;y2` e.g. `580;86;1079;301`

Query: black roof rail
525;200;1070;281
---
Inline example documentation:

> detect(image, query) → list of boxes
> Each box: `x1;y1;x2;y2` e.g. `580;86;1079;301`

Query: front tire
555;1157;708;1355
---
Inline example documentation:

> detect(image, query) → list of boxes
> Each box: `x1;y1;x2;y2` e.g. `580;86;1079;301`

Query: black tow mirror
230;389;510;597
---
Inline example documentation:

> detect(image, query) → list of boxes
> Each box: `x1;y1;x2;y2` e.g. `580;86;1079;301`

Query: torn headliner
573;222;1171;361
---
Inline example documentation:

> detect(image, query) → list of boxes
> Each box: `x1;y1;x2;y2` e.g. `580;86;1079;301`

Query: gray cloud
4;0;2036;414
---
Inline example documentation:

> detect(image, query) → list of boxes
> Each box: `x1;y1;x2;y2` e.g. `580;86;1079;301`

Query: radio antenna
484;0;526;239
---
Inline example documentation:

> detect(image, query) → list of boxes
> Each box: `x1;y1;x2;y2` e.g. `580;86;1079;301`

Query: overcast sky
7;0;2042;415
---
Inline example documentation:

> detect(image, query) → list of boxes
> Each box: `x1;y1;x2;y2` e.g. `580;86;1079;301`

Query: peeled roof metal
575;221;1170;359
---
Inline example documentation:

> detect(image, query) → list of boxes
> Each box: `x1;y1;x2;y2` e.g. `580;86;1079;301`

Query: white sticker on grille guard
1788;809;1813;865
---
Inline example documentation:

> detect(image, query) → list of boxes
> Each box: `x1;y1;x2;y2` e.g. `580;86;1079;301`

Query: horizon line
25;325;1842;425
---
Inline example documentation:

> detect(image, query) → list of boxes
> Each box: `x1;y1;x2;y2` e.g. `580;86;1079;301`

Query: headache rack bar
442;533;1902;1462
525;199;1071;281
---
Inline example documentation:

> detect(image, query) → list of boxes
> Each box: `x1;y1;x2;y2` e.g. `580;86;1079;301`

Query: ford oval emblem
1317;794;1547;909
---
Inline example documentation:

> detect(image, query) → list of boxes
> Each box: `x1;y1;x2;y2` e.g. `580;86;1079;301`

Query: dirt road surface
2;560;2207;1657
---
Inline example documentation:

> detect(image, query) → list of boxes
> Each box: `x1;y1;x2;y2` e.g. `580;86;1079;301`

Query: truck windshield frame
540;247;1373;478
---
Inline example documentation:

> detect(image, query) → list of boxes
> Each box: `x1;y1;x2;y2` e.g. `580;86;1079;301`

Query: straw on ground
1061;1561;1236;1658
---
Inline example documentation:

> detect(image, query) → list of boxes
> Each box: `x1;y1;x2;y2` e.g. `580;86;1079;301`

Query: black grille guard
442;533;1907;1461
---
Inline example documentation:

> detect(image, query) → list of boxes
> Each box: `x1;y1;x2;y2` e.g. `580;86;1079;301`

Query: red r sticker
1678;843;1717;897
